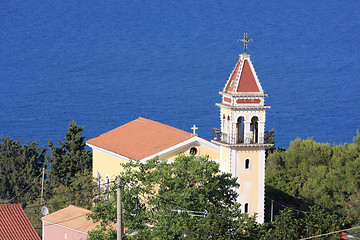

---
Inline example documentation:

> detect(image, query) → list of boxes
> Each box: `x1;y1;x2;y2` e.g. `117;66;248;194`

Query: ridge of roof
87;117;194;161
42;205;94;233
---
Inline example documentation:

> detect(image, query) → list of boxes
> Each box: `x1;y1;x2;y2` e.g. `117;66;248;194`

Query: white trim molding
140;136;219;163
86;143;131;162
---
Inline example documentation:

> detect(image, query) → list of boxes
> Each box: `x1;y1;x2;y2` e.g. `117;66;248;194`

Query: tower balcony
212;128;274;146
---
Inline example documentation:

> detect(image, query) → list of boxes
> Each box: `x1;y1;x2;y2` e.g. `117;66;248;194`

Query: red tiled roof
236;60;260;92
87;117;194;161
0;204;40;240
223;55;261;94
41;205;97;233
224;59;242;92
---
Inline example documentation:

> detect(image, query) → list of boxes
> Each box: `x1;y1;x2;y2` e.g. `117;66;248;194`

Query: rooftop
41;205;95;233
0;204;40;240
86;117;194;161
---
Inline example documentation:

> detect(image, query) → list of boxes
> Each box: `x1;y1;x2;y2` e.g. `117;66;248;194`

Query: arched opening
105;175;110;200
225;115;230;143
250;116;259;143
236;116;245;143
244;203;249;213
96;171;101;188
245;159;250;170
222;114;225;129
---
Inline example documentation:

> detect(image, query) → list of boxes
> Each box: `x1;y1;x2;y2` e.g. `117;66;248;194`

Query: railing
212;128;229;143
212;128;274;145
237;133;245;144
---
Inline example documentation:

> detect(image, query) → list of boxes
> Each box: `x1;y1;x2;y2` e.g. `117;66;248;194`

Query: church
86;34;272;223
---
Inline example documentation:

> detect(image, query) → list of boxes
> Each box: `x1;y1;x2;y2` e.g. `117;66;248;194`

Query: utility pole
270;200;274;222
117;177;123;240
41;167;45;205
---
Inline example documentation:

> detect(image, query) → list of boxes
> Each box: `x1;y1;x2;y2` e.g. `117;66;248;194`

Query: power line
125;182;204;222
298;225;360;240
266;196;308;214
34;212;90;230
5;171;43;203
9;179;116;204
24;189;116;210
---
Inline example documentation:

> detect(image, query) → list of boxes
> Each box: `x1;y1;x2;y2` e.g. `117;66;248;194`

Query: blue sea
1;0;359;149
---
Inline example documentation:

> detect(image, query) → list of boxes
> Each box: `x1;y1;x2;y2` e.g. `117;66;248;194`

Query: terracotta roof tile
236;60;260;92
41;205;95;233
87;117;194;161
0;204;40;240
223;55;262;94
224;59;242;92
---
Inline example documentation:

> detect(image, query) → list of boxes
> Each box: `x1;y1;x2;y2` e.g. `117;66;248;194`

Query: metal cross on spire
239;33;252;53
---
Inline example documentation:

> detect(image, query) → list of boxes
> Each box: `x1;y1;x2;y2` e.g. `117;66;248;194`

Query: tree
266;132;360;213
46;169;97;211
0;137;46;204
88;154;260;239
262;207;347;240
48;120;92;186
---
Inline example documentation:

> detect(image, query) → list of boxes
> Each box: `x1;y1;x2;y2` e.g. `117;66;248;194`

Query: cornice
216;103;270;110
219;91;268;97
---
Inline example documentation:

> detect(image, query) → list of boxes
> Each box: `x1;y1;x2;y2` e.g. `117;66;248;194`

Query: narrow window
237;116;245;143
105;175;110;199
250;116;259;143
244;203;249;213
96;171;101;189
245;159;250;170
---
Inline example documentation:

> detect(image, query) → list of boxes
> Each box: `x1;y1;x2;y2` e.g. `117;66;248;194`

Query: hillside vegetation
266;131;360;221
1;126;359;239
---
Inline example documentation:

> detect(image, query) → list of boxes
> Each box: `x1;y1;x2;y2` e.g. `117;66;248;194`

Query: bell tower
213;33;273;223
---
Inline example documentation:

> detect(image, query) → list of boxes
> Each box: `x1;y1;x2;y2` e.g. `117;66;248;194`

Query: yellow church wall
236;147;263;217
159;143;219;161
220;107;231;116
92;149;128;182
219;146;230;173
93;142;220;183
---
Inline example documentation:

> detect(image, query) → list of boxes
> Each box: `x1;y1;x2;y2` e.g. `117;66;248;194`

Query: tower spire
239;33;252;53
214;36;273;224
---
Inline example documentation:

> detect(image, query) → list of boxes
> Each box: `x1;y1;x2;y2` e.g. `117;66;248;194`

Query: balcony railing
212;128;229;143
212;128;274;145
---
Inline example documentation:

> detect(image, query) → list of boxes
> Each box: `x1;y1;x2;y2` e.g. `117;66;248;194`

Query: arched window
244;203;249;214
96;171;101;189
245;159;250;170
105;175;110;199
250;116;259;143
222;114;225;128
236;116;245;143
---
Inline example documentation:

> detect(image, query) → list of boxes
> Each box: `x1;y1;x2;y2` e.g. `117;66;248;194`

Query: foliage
265;129;275;145
88;154;264;239
0;122;94;237
48;120;92;186
263;209;301;239
0;137;46;204
46;169;97;211
266;131;360;214
262;206;348;240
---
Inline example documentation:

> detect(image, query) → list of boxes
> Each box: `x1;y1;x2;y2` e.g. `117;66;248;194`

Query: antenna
41;206;49;216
